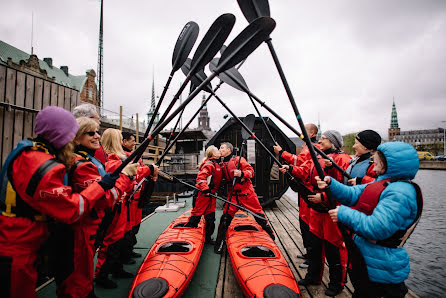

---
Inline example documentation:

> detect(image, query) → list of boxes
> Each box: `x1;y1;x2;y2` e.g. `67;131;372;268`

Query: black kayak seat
173;222;188;228
132;278;169;298
158;242;192;253
241;246;275;258
234;225;259;231
264;284;299;298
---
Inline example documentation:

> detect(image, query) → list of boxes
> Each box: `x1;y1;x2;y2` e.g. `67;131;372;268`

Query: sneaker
296;253;307;260
112;269;134;278
299;259;310;269
325;287;343;296
130;251;142;258
298;277;320;286
95;275;118;289
122;258;136;265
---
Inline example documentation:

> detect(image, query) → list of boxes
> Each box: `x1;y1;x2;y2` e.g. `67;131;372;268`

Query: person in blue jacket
316;142;422;298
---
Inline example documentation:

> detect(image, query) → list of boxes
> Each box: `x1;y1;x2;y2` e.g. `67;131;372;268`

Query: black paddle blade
172;21;200;72
237;0;271;23
209;58;249;92
181;58;213;93
217;17;275;72
191;14;235;73
242;114;256;140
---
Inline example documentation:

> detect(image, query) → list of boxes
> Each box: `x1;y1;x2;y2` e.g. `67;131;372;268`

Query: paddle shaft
247;94;276;143
224;139;246;214
166;174;265;221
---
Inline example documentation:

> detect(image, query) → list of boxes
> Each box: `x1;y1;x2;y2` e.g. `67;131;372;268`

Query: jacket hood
377;142;419;180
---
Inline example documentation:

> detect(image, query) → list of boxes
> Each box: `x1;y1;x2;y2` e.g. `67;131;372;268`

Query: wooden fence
0;64;80;168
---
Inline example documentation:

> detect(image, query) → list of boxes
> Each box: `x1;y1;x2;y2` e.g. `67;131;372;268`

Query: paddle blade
217;17;275;72
181;58;213;93
210;58;249;92
237;0;271;23
242;114;256;140
172;21;200;72
190;14;235;73
220;44;227;55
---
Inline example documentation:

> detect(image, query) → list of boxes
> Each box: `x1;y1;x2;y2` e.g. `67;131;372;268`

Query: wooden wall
0;64;80;168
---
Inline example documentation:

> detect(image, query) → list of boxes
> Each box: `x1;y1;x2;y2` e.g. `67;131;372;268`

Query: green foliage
343;132;357;155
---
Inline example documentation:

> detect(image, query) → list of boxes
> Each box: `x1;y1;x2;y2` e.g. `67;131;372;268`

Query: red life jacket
351;178;423;248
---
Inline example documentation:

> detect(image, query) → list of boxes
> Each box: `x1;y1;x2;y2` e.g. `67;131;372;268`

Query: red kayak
129;209;205;298
226;212;301;298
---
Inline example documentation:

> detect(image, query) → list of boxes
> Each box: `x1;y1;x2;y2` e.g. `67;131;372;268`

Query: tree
343;132;357;155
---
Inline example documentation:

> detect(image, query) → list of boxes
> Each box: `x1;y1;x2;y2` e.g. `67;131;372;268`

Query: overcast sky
1;0;445;139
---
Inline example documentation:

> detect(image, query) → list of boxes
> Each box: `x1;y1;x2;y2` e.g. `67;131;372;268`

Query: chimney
43;57;52;67
60;66;69;76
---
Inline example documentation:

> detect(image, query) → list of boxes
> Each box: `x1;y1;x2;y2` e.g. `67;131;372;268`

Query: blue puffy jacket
328;142;419;284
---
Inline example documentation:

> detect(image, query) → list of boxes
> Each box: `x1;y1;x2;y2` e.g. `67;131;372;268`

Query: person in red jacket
185;145;222;244
214;142;274;254
281;130;351;296
73;103;108;165
0;106;119;298
94;129;154;289
54;117;137;298
273;123;319;268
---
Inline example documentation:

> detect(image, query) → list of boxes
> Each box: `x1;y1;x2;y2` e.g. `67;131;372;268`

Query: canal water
406;169;446;298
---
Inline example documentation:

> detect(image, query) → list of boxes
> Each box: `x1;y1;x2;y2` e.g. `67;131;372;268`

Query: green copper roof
0;40;87;91
390;100;399;129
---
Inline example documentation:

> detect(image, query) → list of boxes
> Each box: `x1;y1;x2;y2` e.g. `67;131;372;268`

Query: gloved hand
121;163;138;177
98;173;119;190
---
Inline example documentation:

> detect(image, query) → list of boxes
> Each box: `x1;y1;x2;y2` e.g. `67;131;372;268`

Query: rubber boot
254;213;275;240
299;233;323;286
325;239;344;296
204;212;216;245
95;272;117;289
184;215;201;228
214;214;233;254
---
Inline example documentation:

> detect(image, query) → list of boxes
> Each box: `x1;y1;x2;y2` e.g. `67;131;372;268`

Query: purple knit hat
34;106;79;149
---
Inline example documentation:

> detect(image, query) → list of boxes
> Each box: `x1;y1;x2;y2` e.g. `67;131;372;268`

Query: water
405;170;446;297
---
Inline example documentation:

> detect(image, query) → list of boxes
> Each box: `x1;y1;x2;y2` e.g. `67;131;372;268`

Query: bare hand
308;193;322;204
233;169;242;177
152;165;159;182
348;178;357;186
121;163;138;177
273;142;282;155
279;165;289;174
323;159;333;167
328;206;340;222
315;176;331;189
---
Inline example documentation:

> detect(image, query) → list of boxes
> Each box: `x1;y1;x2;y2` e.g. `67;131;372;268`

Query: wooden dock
216;192;418;298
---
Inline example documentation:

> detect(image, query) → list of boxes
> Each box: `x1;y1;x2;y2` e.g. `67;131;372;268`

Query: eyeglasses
84;130;100;137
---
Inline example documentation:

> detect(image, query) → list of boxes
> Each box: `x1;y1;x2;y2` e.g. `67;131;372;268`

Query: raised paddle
209;59;352;179
154;14;235;128
110;16;276;176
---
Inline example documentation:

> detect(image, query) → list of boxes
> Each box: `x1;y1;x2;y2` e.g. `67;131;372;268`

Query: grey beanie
323;130;343;150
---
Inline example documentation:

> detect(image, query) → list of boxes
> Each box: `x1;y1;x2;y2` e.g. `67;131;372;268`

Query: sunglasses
84;130;100;137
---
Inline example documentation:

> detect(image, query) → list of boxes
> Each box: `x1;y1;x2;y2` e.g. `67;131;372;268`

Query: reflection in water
406;170;446;298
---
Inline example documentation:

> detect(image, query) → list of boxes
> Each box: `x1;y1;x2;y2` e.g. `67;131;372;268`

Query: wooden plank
215;248;226;298
13;72;25;147
63;88;70;110
70;89;77;111
0;65;6;102
24;74;35;138
58;85;64;108
42;80;51;109
222;250;244;298
33;78;44;138
50;83;58;106
2;68;16;166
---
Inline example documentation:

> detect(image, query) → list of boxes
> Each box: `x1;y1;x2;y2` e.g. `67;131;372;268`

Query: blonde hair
201;145;218;164
58;142;75;168
101;128;126;159
74;117;99;144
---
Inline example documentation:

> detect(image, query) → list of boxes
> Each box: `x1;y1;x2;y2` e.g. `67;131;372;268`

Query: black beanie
356;130;381;150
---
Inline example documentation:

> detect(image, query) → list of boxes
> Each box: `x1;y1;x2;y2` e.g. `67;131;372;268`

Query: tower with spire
147;75;159;129
388;98;400;141
197;93;210;130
